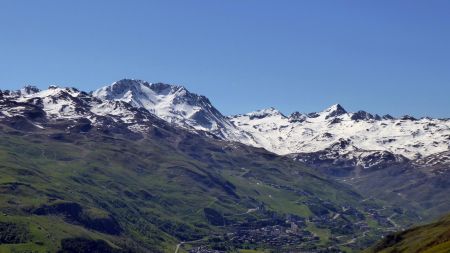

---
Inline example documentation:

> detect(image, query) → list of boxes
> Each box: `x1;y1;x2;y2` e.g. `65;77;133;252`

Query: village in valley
184;197;402;253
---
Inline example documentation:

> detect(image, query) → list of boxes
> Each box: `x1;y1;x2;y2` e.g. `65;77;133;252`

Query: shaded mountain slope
367;213;450;253
291;149;450;221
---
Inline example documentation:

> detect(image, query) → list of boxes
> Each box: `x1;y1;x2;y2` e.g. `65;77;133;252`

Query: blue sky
1;1;449;117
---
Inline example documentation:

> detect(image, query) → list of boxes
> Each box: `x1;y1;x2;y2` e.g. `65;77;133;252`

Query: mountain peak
351;110;375;121
325;103;346;112
246;107;285;119
323;104;347;119
261;107;282;114
113;78;148;86
400;115;418;121
92;79;250;141
150;82;184;93
106;79;149;97
20;85;40;96
289;111;306;123
104;79;186;98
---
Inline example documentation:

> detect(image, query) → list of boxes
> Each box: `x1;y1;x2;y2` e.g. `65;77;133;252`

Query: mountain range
2;79;449;217
5;79;450;162
0;79;449;252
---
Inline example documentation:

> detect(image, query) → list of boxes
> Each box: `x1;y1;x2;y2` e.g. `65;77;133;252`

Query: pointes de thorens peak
1;79;449;163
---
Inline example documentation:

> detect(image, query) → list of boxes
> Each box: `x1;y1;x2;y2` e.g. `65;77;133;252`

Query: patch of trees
33;202;122;235
204;208;226;226
0;221;30;244
58;237;132;253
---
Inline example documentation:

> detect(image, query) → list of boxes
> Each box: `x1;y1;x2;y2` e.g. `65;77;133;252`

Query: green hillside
367;213;450;253
0;121;404;252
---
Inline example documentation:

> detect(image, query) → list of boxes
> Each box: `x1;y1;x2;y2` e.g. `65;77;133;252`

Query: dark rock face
0;99;46;121
351;110;375;121
289;112;306;123
4;116;42;132
325;104;347;119
23;107;46;120
247;108;284;120
329;118;342;124
401;115;417;121
292;137;408;177
191;110;214;129
150;82;175;94
360;151;400;169
330;138;352;149
382;114;395;120
20;85;40;95
322;132;333;138
307;112;320;118
68;118;93;133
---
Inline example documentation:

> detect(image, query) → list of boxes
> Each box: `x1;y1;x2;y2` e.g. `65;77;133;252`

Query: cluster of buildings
187;183;401;252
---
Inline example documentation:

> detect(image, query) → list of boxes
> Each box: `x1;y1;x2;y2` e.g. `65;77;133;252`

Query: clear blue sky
1;1;449;117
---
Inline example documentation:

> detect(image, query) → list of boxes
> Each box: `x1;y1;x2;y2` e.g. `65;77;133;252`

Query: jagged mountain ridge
2;79;449;164
229;104;450;160
0;85;166;135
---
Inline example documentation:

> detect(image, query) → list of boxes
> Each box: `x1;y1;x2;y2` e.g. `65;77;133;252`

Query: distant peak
259;107;284;116
108;79;186;94
20;85;40;95
246;107;285;119
323;104;347;119
114;78;146;84
289;111;306;123
289;111;303;118
111;79;149;90
150;82;184;93
400;115;417;121
351;110;374;121
325;104;346;112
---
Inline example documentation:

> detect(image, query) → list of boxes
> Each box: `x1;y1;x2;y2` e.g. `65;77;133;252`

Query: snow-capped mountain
0;84;169;135
1;80;449;166
230;104;450;160
92;79;254;142
289;138;408;174
2;80;449;228
414;150;450;167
